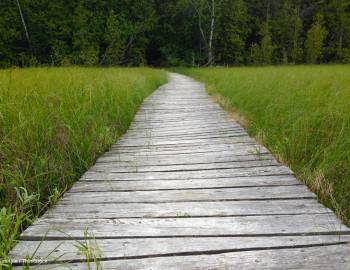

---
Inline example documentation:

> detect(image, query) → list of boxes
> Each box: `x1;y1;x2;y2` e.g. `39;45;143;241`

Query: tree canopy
1;0;350;67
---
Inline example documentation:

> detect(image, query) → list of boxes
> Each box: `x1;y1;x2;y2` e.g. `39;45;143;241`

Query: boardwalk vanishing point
10;73;350;269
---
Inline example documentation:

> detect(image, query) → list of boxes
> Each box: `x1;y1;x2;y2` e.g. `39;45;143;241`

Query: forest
1;0;350;67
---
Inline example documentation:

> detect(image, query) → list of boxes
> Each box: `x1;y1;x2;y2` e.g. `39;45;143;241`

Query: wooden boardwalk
11;73;350;269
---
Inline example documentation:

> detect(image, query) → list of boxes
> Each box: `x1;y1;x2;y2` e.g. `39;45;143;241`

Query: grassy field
178;65;350;225
0;67;166;259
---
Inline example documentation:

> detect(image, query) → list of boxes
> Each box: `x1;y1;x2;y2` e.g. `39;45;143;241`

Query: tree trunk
207;0;215;66
15;0;30;46
192;2;208;53
292;7;300;63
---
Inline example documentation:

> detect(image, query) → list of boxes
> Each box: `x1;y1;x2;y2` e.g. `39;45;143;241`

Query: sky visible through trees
0;0;350;67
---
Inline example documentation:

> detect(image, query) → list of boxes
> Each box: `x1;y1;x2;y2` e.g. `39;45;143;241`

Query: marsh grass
0;67;166;261
178;65;350;225
75;230;103;270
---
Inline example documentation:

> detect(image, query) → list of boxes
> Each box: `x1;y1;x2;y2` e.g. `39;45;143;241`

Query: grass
0;67;166;262
177;65;350;225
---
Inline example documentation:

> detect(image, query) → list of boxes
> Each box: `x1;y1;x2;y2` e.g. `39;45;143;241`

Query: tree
72;2;99;65
101;10;123;65
15;0;30;47
273;0;303;63
257;0;274;65
0;0;23;66
305;13;328;64
291;6;303;63
1;0;349;67
216;0;249;64
191;0;216;66
260;22;274;64
324;0;350;62
118;0;157;66
249;42;262;64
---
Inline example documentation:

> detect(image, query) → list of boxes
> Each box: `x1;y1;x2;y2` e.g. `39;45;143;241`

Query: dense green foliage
0;67;166;259
178;66;350;225
1;0;350;67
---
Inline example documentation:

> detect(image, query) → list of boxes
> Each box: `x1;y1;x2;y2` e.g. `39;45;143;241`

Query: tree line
0;0;349;67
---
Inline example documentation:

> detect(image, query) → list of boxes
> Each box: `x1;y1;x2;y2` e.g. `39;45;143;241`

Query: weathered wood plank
122;129;247;140
119;129;248;138
10;235;350;264
113;141;257;151
130;119;235;127
59;186;315;204
82;165;293;181
98;146;266;157
116;134;250;145
109;141;256;151
128;124;240;133
20;214;349;239
112;137;257;148
129;123;239;132
106;144;264;156
96;153;273;164
15;245;350;270
45;199;329;219
90;159;278;173
69;175;299;192
110;138;257;150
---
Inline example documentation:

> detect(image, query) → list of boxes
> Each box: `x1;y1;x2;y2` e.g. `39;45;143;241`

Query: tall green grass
0;67;166;260
178;66;350;225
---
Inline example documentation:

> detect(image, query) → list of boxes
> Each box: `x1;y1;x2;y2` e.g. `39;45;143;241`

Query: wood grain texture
58;186;316;204
20;214;349;239
10;235;350;263
12;245;350;269
44;199;329;219
81;166;293;181
68;175;300;192
10;73;350;268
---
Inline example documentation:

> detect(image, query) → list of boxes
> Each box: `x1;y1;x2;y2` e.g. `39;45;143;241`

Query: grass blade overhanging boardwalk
9;73;350;269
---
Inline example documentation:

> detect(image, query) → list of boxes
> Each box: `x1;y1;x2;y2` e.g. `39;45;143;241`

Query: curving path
11;73;350;269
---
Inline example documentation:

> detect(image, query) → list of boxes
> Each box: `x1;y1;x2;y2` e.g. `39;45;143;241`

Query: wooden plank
45;199;330;219
59;186;315;204
15;245;350;270
69;175;300;192
110;137;256;150
82;166;293;181
10;235;350;264
108;142;262;154
106;144;263;156
125;125;243;133
112;136;256;148
121;133;249;142
112;140;259;150
124;129;247;139
89;159;278;173
132;114;231;120
122;128;247;139
130;119;228;125
20;214;349;239
117;134;250;145
128;123;239;132
96;153;273;164
101;149;267;159
109;141;259;151
100;146;266;156
109;141;257;151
